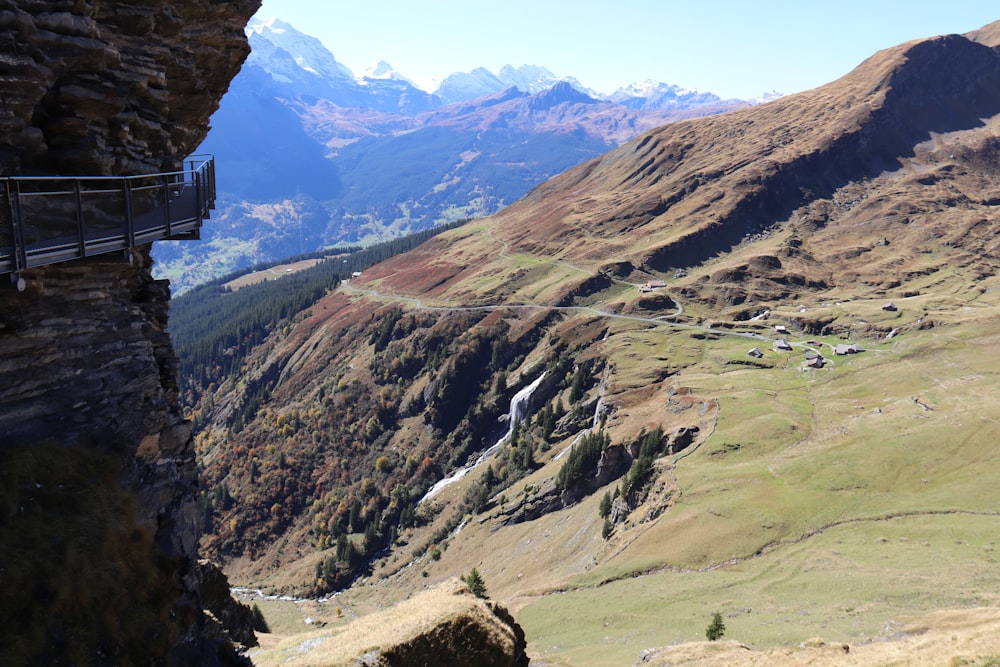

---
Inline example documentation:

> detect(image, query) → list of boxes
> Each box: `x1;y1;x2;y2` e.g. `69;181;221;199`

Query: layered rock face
0;1;259;664
0;0;258;175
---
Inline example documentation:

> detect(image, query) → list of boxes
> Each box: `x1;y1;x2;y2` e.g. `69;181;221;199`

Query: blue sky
256;1;999;99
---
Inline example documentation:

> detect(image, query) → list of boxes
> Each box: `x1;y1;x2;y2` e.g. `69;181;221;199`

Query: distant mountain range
153;15;765;291
241;16;762;109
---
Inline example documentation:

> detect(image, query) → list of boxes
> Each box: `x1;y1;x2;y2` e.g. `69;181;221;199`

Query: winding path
341;280;760;342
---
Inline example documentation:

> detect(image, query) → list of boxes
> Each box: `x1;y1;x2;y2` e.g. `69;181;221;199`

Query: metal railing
0;154;216;277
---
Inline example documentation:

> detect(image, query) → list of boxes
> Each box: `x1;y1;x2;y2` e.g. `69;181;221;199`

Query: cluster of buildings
747;324;866;369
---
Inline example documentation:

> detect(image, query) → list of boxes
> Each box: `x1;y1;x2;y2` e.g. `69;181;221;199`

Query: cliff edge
0;1;260;665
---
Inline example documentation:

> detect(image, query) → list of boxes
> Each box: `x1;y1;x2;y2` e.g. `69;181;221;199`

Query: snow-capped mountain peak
607;79;724;110
434;64;599;105
496;64;558;94
243;14;748;113
364;61;396;79
618;79;692;98
360;61;418;88
246;14;355;85
749;90;785;105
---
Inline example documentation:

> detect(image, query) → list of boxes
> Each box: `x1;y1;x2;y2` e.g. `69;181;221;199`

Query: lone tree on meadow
462;567;488;599
706;611;726;641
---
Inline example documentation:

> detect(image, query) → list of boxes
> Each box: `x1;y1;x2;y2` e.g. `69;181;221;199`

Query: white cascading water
419;372;547;503
501;371;547;447
591;396;604;429
554;388;605;464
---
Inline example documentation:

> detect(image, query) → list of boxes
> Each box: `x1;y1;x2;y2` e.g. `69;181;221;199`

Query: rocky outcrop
253;579;530;666
667;426;699;454
0;0;259;664
193;560;259;651
0;251;181;449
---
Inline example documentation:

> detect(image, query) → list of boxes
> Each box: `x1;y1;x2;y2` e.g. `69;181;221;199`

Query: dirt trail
340;281;757;342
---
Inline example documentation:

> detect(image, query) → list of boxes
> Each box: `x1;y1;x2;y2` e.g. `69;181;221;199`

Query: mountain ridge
153;15;751;291
448;29;1000;286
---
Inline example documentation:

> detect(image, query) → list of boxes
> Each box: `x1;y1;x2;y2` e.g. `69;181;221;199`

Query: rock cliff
0;0;257;175
0;1;260;664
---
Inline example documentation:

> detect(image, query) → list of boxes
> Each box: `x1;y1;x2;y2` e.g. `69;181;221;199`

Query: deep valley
173;18;1000;667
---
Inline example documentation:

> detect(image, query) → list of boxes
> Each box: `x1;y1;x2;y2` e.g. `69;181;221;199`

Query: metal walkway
0;155;216;279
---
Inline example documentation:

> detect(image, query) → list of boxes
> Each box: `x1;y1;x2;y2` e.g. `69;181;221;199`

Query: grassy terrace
507;288;1000;664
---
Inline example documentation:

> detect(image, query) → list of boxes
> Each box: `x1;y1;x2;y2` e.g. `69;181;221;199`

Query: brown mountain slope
968;18;1000;46
364;25;1000;310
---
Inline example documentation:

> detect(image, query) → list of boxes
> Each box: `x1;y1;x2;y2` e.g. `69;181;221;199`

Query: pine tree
706;611;726;641
598;490;612;518
569;363;588;403
462;567;488;599
364;521;378;551
336;534;353;564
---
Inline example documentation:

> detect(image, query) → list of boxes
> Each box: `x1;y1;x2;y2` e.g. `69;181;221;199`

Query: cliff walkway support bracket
0;155;216;281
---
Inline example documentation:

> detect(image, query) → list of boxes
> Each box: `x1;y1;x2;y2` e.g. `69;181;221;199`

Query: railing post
162;173;172;237
9;180;27;273
194;167;202;223
74;179;87;258
123;177;135;249
2;180;17;272
207;157;216;210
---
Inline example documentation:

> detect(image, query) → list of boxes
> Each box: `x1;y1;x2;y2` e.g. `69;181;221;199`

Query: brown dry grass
247;579;520;667
643;608;1000;666
223;258;326;291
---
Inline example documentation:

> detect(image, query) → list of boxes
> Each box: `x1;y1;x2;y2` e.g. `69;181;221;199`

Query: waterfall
500;371;547;448
419;371;547;504
591;396;604;429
